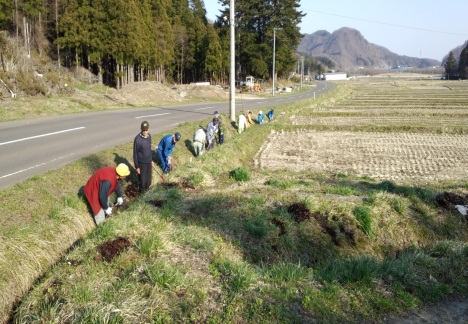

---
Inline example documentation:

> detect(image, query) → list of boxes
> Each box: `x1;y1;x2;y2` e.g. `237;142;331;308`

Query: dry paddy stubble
255;79;468;182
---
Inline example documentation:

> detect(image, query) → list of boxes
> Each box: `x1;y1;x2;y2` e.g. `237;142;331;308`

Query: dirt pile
110;81;181;105
109;82;228;106
97;237;132;261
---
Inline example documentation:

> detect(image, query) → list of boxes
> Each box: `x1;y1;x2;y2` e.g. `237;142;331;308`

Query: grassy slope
2;79;468;323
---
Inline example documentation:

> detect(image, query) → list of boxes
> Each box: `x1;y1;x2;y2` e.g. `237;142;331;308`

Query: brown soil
160;182;180;189
124;184;140;200
109;82;228;106
435;191;468;209
288;203;312;222
148;199;166;207
271;217;287;236
96;237;132;261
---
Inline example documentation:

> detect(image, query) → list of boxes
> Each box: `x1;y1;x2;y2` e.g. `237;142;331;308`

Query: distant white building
322;72;347;81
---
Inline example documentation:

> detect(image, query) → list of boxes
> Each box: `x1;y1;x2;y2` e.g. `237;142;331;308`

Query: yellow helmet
116;163;130;177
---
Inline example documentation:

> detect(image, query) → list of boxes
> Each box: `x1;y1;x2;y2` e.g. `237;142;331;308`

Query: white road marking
194;107;213;110
135;113;170;119
0;127;85;146
0;153;76;179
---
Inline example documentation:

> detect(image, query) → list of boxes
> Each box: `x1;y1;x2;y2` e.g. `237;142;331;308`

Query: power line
306;10;468;37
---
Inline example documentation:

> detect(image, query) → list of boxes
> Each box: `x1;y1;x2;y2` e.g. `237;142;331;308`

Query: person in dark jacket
84;163;130;225
133;121;154;193
267;109;275;121
157;132;181;174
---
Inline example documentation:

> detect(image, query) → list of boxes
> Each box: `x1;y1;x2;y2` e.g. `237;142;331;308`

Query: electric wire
305;10;468;37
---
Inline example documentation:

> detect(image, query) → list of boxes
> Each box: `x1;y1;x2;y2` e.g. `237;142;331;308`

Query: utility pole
300;56;304;89
272;28;280;97
229;0;236;122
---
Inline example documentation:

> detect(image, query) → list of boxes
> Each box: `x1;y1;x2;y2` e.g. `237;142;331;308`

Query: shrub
230;167;250;182
16;71;47;95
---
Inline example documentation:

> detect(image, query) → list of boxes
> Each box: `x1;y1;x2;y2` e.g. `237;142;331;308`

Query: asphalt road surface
0;81;334;189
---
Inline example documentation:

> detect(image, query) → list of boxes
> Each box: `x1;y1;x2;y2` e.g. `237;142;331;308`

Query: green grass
353;206;373;236
230;166;251;181
2;78;468;323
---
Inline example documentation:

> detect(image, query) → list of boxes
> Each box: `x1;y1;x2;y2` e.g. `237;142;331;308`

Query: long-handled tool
152;165;166;182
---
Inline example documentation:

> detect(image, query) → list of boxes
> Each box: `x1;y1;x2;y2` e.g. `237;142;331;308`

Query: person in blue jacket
157;132;181;174
257;110;265;125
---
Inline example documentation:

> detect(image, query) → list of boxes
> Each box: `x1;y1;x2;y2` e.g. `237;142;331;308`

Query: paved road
0;81;334;189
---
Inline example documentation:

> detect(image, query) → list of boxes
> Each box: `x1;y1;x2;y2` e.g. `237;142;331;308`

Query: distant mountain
441;41;468;65
297;27;440;70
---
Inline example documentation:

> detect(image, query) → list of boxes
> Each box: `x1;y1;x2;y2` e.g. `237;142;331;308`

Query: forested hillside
0;0;304;91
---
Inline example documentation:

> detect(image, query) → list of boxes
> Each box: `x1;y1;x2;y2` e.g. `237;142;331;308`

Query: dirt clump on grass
288;203;311;222
309;211;357;246
160;182;180;189
435;191;467;209
124;184;139;200
271;217;287;236
148;199;166;207
96;237;131;261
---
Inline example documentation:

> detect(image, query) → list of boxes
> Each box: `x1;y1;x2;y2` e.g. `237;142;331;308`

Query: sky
204;0;468;62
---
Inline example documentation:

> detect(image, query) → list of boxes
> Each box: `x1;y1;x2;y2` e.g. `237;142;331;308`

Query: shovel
152;165;166;182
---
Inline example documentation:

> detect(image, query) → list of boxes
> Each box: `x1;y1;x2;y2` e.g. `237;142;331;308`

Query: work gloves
116;197;124;206
105;207;112;216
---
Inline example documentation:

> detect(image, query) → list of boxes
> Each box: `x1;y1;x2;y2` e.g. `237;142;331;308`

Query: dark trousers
139;163;152;193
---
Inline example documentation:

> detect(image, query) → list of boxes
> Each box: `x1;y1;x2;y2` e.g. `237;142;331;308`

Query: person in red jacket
84;163;130;225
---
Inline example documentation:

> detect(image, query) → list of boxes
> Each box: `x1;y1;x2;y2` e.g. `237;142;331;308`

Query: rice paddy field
258;78;468;182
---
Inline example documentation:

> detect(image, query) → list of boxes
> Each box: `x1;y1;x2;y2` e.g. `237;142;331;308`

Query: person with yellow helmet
84;163;130;225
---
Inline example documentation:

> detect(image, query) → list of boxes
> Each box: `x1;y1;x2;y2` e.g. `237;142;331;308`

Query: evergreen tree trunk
98;63;102;84
55;0;60;67
116;64;119;89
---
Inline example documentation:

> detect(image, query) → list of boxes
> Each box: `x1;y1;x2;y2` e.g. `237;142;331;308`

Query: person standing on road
193;126;206;157
84;163;130;225
238;112;247;134
133;121;154;193
157;132;181;174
